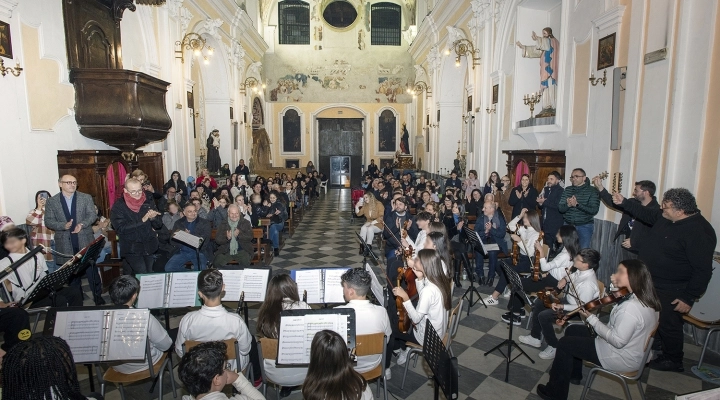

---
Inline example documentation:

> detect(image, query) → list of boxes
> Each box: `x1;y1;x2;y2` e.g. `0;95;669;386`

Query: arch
279;105;305;155
311;104;369;170
374;106;399;154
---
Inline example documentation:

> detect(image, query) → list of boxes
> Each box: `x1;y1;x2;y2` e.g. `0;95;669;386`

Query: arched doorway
313;105;367;188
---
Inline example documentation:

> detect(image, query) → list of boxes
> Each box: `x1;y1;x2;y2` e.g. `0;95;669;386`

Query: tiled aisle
82;189;718;399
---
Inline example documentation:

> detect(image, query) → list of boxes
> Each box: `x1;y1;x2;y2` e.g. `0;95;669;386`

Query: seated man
336;268;392;375
176;269;252;372
108;275;172;374
165;203;212;272
474;201;508;287
178;341;263;400
213;205;253;268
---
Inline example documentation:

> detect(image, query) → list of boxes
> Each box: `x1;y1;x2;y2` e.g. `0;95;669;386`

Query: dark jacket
163;174;188;197
170;217;213;259
558;178;600;225
539;184;565;238
110;195;163;256
474;210;509;254
508;185;539;218
466;199;483;217
235;164;250;177
215;219;254;257
383;212;418;250
621;199;716;306
599;189;659;253
266;202;288;224
207;206;228;229
445;178;462;190
44;191;97;264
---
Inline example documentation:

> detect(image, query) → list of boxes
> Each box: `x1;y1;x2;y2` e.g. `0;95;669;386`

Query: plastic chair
319;179;328;194
579;327;657;400
401;299;463;389
683;315;720;370
183;339;250;379
355;333;388;400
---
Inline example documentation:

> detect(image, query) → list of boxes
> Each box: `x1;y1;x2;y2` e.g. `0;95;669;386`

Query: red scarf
123;192;147;213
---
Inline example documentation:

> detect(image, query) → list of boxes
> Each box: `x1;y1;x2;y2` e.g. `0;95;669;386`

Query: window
323;1;358;29
282;109;302;153
371;2;401;46
279;0;310;45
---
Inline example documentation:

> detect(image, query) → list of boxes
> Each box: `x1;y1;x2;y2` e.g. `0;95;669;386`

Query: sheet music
365;263;385;307
137;274;166;309
106;309;149;361
323;268;349;304
172;230;203;248
293;269;322;304
168;272;200;308
240;268;269;302
53;310;104;363
471;230;500;252
277;313;349;365
220;270;244;301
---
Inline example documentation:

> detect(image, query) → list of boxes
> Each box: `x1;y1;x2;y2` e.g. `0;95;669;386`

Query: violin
536;286;562;309
508;224;520;265
555;287;631;325
532;231;544;282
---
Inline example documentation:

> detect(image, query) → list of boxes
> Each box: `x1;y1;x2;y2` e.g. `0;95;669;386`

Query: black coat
383;212;418;251
110;195;163;256
599;189;659;253
508;185;539;218
170;217;213;260
163;178;188;198
235;165;250;176
539;184;564;238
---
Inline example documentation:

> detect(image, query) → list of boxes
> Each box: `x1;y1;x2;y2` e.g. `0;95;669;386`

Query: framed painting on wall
0;20;12;59
492;84;499;104
467;95;472;112
378;110;396;152
597;33;616;70
285;159;300;168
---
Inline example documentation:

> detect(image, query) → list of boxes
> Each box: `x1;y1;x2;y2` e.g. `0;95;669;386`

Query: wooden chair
526;280;607;330
182;339;250;379
256;337;286;400
401;299;464;389
580;327;658;400
355;333;388;400
96;230;123;292
97;339;176;400
250;228;272;266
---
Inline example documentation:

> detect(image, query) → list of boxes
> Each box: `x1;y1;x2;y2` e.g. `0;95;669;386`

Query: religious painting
492;84;499;104
282;109;302;153
597;33;616;71
436;109;440;122
285;159;300;168
378;110;396;152
467;95;473;112
252;97;264;128
0;20;12;59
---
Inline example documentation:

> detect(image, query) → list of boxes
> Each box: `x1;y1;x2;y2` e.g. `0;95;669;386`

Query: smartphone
40;192;49;200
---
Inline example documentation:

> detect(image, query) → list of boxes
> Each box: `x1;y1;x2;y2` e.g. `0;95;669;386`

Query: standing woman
163;171;187;199
509;173;539;218
26;190;55;271
536;259;661;400
483;171;501;195
305;161;316;176
355;192;385;255
496;175;513;221
265;191;288;256
463;170;482;201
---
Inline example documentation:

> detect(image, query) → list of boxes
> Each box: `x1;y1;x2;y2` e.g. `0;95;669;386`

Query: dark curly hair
340;268;371;297
178;341;227;397
662;188;698;215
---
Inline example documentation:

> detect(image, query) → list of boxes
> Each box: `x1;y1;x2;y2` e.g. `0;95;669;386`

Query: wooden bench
96;230;123;293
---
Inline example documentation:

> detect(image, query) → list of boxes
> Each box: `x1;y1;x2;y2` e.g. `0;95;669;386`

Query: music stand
462;227;488;315
72;237;107;302
355;231;380;267
423;317;458;400
484;260;535;382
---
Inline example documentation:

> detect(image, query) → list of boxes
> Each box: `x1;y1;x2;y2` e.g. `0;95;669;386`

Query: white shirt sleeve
148;315;172;352
587;309;641;349
230;373;265;400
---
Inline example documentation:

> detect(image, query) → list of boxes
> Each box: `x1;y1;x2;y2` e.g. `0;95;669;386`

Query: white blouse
539;247;572;281
403;279;448;345
507;216;541;256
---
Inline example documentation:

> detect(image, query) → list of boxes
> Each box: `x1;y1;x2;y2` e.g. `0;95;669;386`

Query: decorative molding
203;18;224;41
414;65;428;84
224;40;246;67
493;0;504;24
427;45;442;74
246;61;262;80
166;0;182;18
592;5;626;32
0;0;18;19
179;6;193;35
185;78;195;92
112;0;136;23
446;26;468;48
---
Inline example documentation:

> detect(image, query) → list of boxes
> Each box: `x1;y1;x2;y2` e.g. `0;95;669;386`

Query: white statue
516;27;559;117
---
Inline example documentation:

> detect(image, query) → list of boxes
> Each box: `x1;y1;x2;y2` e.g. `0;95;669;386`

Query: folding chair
355;333;388;400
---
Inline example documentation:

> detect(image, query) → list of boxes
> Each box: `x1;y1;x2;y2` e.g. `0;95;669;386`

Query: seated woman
442;200;467;243
355;191;385;255
302;330;374;400
465;189;484;217
536;259;660;400
207;196;230;229
257;274;310;395
162;200;183;230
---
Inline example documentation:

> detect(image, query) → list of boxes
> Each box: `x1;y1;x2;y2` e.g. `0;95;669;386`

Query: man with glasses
110;178;163;274
612;188;716;372
558;168;600;249
45;175;104;304
537;171;565;251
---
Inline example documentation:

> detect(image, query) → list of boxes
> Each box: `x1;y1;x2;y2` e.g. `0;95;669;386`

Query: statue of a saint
400;122;410;155
206;129;221;173
516;27;559;117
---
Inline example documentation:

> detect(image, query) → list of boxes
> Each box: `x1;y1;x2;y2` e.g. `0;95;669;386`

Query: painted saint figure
516;27;559;117
400;122;410;155
206;129;221;173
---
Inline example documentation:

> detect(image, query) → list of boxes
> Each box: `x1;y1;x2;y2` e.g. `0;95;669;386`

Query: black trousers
495;255;531;312
123;254;156;275
0;307;30;351
516;275;560;313
655;287;686;363
545;325;601;400
385;322;420;368
69;263;103;303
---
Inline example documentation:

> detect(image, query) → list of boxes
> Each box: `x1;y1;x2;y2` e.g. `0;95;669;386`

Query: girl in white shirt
392;249;452;364
302;330;374;400
536;259;661;400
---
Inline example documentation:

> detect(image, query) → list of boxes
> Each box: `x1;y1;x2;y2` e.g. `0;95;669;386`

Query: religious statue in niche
516;27;559;117
399;122;410;154
206;129;221;173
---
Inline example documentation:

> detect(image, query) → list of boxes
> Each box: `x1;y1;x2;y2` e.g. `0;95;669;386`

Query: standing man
213;205;253;268
594;178;659;255
165;203;212;272
235;159;250;178
367;159;379;177
44;175;103;304
537;171;564;251
558;168;599;249
612;188;716;372
110;178;163;274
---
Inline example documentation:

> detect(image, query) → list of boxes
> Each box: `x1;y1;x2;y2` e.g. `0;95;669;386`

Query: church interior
1;0;720;399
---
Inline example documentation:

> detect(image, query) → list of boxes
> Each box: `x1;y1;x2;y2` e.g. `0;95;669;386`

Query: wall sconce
428;122;439;128
486;104;497;114
451;39;481;69
406;81;432;98
462;113;475;123
0;59;22;77
240;77;266;94
175;32;214;64
589;69;607;87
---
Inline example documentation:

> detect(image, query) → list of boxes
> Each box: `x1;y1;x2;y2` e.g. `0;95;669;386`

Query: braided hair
2;336;87;400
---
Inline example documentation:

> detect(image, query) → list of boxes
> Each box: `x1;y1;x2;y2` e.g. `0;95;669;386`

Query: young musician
483;207;541;306
176;269;252;372
391;249;452;365
536;259;661;400
402;211;432;255
518;249;600;359
302;330;374;400
178;341;264;400
108;275;172;374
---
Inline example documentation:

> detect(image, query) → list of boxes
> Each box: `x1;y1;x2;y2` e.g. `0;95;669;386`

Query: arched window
371;2;401;46
282;109;302;153
279;0;310;45
378;109;397;152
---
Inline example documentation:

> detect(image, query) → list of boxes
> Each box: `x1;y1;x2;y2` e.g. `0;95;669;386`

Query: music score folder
276;308;356;366
290;267;351;304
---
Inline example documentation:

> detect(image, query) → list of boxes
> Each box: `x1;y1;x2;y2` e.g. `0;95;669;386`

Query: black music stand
423;317;458;400
21;262;84;308
462;227;488;315
72;237;107;303
484;260;535;382
355;232;380;267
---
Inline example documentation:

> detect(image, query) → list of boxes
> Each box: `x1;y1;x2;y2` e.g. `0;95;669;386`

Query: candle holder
0;59;23;77
523;92;542;119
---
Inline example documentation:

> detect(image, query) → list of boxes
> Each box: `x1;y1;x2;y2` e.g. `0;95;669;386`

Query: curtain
514;161;529;186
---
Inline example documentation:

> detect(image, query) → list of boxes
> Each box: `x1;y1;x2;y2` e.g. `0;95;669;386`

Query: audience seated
213;205;253;268
165;203;212;272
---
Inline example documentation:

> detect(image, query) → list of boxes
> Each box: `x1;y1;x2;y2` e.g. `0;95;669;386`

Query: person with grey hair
612;188;717;372
213;204;253;268
336;268;392;378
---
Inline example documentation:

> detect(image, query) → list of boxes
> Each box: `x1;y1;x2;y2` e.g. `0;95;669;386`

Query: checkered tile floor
73;189;718;399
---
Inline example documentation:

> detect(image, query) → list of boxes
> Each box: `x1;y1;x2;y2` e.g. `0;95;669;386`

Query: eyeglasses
127;189;143;195
61;181;77;185
571;175;585;178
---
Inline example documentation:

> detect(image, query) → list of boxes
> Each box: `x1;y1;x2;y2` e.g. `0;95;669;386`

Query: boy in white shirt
108;275;172;374
176;269;252;372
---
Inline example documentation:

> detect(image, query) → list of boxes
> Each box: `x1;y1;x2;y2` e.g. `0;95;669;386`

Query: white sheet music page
137;274;166;309
294;269;322;304
277;315;306;364
474;230;500;252
323;268;349;304
106;309;150;361
302;314;348;360
168;272;200;308
172;230;203;248
53;310;104;363
365;263;385;307
240;268;269;302
220;270;244;302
